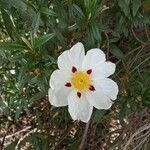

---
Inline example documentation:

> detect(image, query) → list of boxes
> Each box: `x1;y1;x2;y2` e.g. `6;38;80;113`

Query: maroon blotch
86;69;92;74
72;66;77;73
89;85;96;91
65;82;72;87
77;92;81;98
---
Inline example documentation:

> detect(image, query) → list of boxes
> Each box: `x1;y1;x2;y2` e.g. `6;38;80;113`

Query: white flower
48;42;118;123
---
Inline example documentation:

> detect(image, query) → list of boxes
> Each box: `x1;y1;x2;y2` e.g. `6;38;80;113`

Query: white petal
57;42;85;70
92;62;116;80
48;88;70;107
86;90;113;110
93;78;118;100
49;69;70;90
69;42;85;69
68;91;93;123
49;69;72;107
82;48;106;70
57;50;71;70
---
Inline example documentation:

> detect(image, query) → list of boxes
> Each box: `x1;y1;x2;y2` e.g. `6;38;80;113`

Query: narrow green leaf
32;13;40;33
40;7;57;16
92;110;106;124
132;0;141;17
84;0;91;8
72;4;85;18
110;44;125;59
17;62;28;90
0;101;9;116
30;90;47;102
118;0;131;18
15;105;22;119
5;140;19;150
34;33;55;48
0;0;27;11
90;21;101;42
0;49;6;58
1;9;16;40
0;42;27;50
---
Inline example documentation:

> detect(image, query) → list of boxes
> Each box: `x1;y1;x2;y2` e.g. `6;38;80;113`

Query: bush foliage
0;0;150;149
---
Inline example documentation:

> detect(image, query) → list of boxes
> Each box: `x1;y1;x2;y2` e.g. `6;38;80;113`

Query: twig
131;28;145;44
0;131;8;150
123;124;150;150
104;32;110;60
128;45;144;71
130;56;150;74
0;126;31;141
133;132;150;150
78;121;90;150
134;129;150;141
15;128;37;149
144;25;150;41
54;124;74;149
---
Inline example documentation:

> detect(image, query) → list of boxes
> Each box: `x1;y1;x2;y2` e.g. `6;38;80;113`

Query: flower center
71;71;92;91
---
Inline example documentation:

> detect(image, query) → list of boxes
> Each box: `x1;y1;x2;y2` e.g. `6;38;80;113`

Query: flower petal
69;42;85;69
86;90;113;110
57;50;71;70
57;42;85;70
92;62;116;80
48;88;70;107
82;48;106;70
49;69;70;90
93;78;118;100
68;91;93;123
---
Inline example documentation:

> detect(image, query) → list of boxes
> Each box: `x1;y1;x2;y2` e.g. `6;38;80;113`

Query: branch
15;128;37;149
104;32;110;60
0;130;8;150
78;121;90;150
131;28;145;44
0;126;31;141
123;124;150;150
145;25;150;41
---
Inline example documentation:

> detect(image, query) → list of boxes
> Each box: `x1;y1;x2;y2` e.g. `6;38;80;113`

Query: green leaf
17;62;28;90
5;140;19;150
90;21;101;42
72;4;85;18
40;7;57;16
0;42;27;50
110;44;125;59
92;110;106;124
32;13;40;33
30;90;47;102
0;49;6;58
33;33;55;48
84;0;91;8
15;105;22;119
0;100;10;116
132;0;141;17
118;0;131;18
0;0;27;11
1;9;17;40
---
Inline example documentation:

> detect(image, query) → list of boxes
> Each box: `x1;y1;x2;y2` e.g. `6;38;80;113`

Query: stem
123;124;150;150
145;25;150;41
78;121;90;150
131;27;145;44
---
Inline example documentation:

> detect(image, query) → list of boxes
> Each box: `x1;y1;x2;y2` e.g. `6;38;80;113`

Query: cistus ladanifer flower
48;42;118;123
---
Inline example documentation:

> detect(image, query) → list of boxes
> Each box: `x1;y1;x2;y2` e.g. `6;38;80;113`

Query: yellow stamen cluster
71;71;92;91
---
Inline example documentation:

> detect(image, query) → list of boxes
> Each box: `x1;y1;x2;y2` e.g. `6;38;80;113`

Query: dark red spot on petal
77;92;81;98
72;66;77;73
65;82;72;87
89;85;96;91
87;69;92;74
